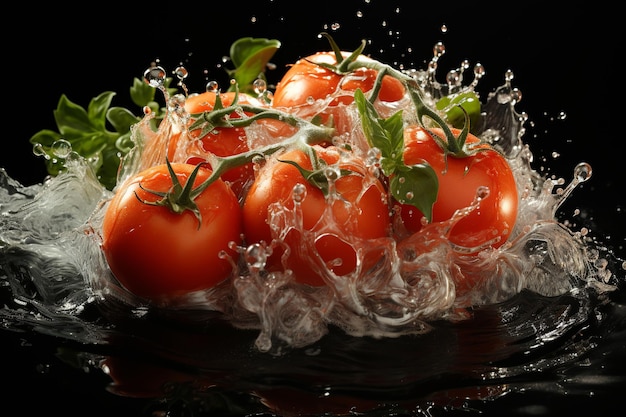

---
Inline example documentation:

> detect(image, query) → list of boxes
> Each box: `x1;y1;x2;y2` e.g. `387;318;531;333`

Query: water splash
0;43;622;359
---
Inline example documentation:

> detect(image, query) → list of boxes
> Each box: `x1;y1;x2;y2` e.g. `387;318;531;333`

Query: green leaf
130;77;156;107
30;92;133;190
356;88;439;222
107;106;141;135
390;164;439;222
355;89;405;176
227;37;281;94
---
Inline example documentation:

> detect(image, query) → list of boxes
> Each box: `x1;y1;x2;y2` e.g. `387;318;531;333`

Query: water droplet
573;162;592;183
206;80;219;92
405;191;414;200
324;166;340;181
253;78;267;95
292;183;307;203
504;69;514;83
32;143;46;157
433;42;445;59
476;186;490;200
174;66;188;81
51;139;72;158
143;65;167;88
245;243;267;270
441;24;448;33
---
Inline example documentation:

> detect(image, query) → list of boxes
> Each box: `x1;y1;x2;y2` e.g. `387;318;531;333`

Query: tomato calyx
407;84;485;159
135;159;209;228
188;86;335;136
310;32;368;76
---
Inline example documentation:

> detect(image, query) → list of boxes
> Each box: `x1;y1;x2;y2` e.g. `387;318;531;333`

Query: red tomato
242;145;391;286
399;126;518;251
184;91;260;198
272;51;405;134
101;163;242;302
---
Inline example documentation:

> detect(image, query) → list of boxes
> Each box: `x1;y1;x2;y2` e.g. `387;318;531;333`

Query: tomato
183;91;260;198
101;162;242;302
242;145;391;286
399;126;518;251
272;51;405;135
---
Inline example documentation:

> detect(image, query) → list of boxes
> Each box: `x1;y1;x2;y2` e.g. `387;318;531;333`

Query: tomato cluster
100;36;519;305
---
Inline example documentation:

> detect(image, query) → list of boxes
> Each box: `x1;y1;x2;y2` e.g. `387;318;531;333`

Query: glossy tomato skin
242;145;391;286
272;51;405;134
184;91;260;198
400;126;518;251
101;163;242;302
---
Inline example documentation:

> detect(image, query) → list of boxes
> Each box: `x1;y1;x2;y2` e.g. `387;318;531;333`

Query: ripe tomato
399;126;518;251
242;145;391;286
184;91;261;198
101;162;242;302
272;51;405;135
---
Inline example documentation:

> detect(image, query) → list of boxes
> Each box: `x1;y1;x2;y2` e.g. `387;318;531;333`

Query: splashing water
0;42;622;362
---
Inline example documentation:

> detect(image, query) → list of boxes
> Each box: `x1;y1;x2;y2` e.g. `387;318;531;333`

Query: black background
2;1;625;415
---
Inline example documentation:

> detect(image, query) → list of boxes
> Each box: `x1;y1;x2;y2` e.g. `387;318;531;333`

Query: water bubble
206;80;219;92
51;139;72;158
174;66;188;81
504;69;514;83
292;183;307;203
174;65;189;95
470;63;486;87
245;243;268;271
32;143;46;157
446;69;461;88
143;65;167;88
476;186;490;200
324;166;340;181
433;42;445;60
253;78;267;95
574;162;592;183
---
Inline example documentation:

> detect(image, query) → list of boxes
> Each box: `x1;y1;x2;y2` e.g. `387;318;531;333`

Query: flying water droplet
573;162;592;183
144;65;167;89
206;80;219;92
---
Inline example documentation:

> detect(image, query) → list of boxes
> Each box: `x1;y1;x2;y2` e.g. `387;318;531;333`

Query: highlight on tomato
272;33;405;135
242;144;392;286
398;126;519;252
101;161;242;303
